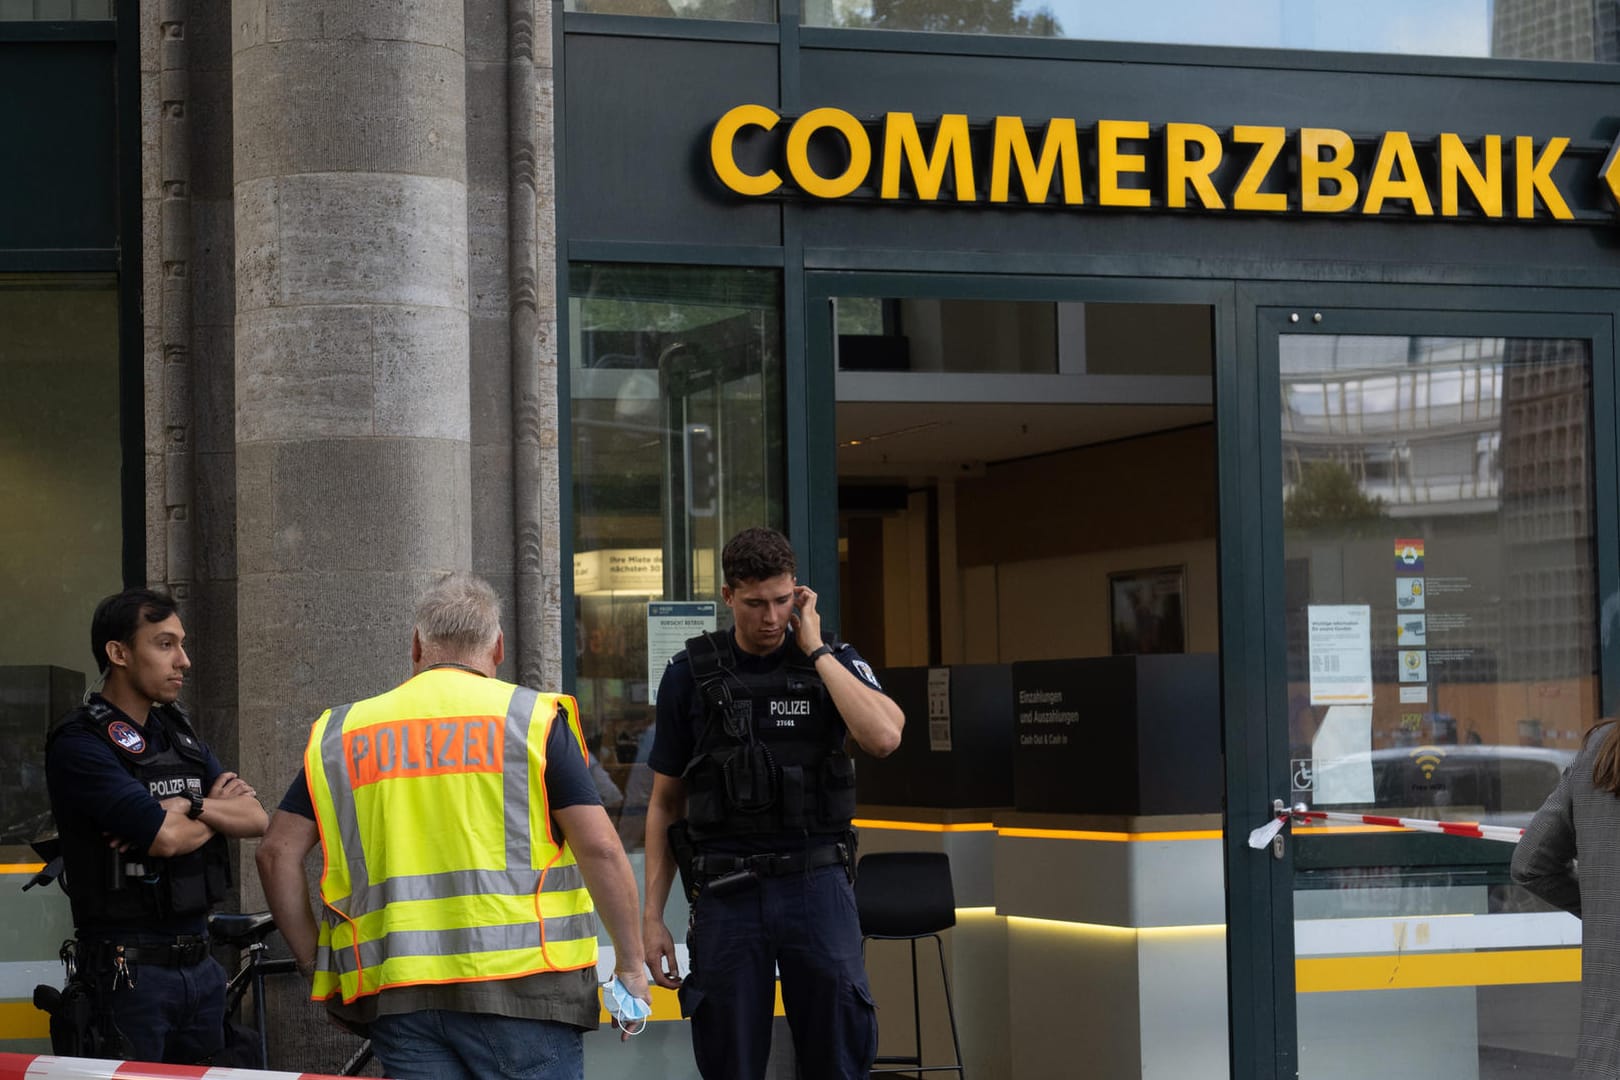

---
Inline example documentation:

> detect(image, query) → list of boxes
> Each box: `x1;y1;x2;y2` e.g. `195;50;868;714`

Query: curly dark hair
722;527;797;587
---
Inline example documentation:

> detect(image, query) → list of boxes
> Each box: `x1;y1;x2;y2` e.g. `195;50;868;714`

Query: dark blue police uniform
44;695;232;1063
651;632;881;1080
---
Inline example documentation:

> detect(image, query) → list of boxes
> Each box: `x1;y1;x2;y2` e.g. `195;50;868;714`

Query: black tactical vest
47;700;230;928
679;631;857;843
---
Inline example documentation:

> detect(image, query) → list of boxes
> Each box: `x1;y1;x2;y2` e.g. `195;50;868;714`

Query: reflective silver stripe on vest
503;686;537;871
319;685;577;917
327;912;602;975
319;704;361;891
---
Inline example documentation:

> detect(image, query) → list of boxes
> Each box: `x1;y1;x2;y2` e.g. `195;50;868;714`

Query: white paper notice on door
1307;605;1373;706
927;667;951;751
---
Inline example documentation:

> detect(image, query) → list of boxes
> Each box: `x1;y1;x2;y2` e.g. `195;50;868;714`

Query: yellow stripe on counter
597;982;785;1024
851;819;995;833
0;866;44;876
0;1001;49;1040
998;827;1223;842
1296;948;1580;992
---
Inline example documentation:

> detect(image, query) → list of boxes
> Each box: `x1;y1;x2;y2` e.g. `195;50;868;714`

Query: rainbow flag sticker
1395;538;1425;572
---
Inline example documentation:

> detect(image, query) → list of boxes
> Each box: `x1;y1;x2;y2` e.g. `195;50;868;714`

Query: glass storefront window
568;263;784;852
0;0;112;20
1279;331;1596;1075
834;296;1212;376
0;275;122;861
804;0;1620;62
563;0;774;22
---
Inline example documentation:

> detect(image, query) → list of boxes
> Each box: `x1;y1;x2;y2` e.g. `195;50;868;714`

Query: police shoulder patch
853;659;882;689
107;720;146;754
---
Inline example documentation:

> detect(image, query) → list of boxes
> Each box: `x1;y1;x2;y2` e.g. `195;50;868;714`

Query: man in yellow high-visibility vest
256;573;650;1080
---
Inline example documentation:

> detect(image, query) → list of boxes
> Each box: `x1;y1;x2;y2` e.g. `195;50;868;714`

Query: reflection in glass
833;297;1213;377
568;263;784;853
0;0;113;19
563;0;774;21
804;0;1620;62
0;276;121;860
1281;332;1595;1076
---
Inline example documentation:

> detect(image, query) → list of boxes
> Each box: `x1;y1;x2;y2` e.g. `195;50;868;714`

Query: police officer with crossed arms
45;588;268;1062
643;527;905;1079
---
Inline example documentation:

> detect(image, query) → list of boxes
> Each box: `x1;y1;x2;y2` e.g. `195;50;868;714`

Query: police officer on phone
642;527;905;1080
43;588;268;1063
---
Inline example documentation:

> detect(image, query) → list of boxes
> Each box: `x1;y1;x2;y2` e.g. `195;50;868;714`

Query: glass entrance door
1249;305;1620;1078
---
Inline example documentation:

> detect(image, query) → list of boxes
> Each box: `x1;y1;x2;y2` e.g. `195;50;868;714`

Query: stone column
231;3;470;1062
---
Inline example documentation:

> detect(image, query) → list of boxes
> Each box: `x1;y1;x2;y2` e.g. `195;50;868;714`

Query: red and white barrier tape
1295;808;1525;843
0;1052;367;1079
1247;806;1523;849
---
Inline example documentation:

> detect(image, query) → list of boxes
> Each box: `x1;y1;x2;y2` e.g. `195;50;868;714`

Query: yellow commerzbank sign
709;103;1620;221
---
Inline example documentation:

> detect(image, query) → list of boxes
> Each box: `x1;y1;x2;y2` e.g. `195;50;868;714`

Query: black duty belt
78;936;209;969
693;843;846;880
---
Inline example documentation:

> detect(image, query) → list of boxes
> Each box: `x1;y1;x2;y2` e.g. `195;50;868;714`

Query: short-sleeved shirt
277;701;600;820
45;696;226;938
650;632;883;855
278;693;603;1031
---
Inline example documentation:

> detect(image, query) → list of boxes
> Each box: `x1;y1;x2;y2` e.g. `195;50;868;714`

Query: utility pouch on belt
669;819;698;902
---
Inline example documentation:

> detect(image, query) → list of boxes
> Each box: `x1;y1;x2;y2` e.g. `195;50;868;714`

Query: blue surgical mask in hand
602;974;651;1034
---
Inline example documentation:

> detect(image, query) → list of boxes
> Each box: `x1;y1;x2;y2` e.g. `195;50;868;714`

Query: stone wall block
144;326;165;455
233;40;466;183
232;0;268;54
233;176;282;314
189;1;234;74
264;438;471;573
471;441;515;582
534;77;556;212
469;313;513;445
533;1;553;71
235;441;275;575
191;199;237;335
370;306;472;440
467;187;511;318
464;59;509;193
145;454;167;583
192;322;237;456
265;0;465;51
165;508;194;585
463;0;507;64
189;67;236;201
236;569;447;709
196;450;239;583
236;305;375;441
142;70;161;200
141;3;161;73
269;174;468;309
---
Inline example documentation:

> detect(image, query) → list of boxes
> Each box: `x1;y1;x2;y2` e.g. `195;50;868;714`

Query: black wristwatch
186;791;205;820
807;644;833;662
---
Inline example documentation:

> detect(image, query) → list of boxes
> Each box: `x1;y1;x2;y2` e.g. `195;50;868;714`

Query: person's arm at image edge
1510;767;1581;916
553;803;649;1001
255;807;322;976
641;770;686;988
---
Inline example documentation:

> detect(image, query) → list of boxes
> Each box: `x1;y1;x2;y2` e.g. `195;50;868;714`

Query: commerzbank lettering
709;104;1620;221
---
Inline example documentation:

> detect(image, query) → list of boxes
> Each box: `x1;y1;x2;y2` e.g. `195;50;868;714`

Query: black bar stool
855;851;965;1078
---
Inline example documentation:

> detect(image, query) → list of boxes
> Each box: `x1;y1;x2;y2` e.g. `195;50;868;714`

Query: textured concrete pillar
231;2;470;1064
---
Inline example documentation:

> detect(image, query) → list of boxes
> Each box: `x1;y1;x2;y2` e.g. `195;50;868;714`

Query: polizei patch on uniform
768;698;811;727
107;720;145;754
148;776;198;798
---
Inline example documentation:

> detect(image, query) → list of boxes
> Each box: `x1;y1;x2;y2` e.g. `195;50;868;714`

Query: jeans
367;1008;585;1080
103;954;227;1063
678;863;878;1080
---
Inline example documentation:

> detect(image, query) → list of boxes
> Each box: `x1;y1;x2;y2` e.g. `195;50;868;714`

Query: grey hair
415;573;503;655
